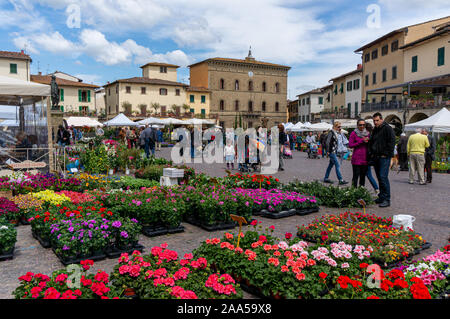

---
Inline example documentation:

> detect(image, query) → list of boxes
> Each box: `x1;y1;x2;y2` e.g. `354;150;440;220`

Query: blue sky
1;0;449;99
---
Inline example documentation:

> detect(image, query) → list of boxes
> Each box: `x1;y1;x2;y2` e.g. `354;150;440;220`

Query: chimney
20;50;24;54
38;71;42;76
357;64;362;70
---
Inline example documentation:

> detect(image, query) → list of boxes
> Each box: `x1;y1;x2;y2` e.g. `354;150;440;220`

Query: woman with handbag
348;119;370;187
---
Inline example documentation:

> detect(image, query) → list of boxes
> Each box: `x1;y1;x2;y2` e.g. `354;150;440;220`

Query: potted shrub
0;221;17;260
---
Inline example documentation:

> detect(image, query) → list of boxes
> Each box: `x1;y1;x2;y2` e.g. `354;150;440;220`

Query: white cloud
74;73;102;85
34;31;79;56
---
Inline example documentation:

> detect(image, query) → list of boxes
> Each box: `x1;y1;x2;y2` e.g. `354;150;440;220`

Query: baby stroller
307;143;319;159
283;142;292;159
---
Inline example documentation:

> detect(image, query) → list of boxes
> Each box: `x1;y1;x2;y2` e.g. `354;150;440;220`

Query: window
80;106;89;115
327;93;330;102
391;40;399;52
275;102;279;112
382;69;387;82
347;81;353;91
365;75;369;86
201;95;206;103
235;80;239;90
201;109;206;116
262;101;266;112
275;82;280;93
126;86;131;94
355;102;358;116
108;88;111;96
306;97;310;104
364;53;370;62
175;89;180;96
141;87;146;94
140;104;147;115
302;98;306;105
219;100;225;111
220;79;225;90
340;83;344;94
59;88;64;102
262;82;266;92
371;49;378;60
235;100;239;111
353;79;360;90
160;66;167;73
116;85;118;94
347;103;351;116
334;85;338;95
248;101;253;112
318;97;323;104
78;90;90;102
160;88;168;95
412;56;418;73
248;81;253;91
372;72;376;85
392;66;397;79
10;63;17;74
248;121;253;128
438;47;445;66
190;108;194;113
190;95;195;103
382;45;388;56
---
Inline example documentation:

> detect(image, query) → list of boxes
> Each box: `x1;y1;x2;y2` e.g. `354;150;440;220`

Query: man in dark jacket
422;129;435;183
397;133;408;171
368;112;396;207
143;125;157;158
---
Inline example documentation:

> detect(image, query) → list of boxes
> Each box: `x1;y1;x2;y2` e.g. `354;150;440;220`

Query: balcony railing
362;99;450;113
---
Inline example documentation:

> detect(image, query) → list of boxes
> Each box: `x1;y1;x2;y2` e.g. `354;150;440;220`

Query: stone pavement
1;148;449;299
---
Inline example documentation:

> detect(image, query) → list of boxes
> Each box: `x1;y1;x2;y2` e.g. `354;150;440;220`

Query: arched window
262;101;266;112
220;79;225;90
275;82;280;93
262;82;266;92
248;101;253;112
248;81;253;91
235;100;239;111
275;102;279;112
235;80;239;91
219;100;225;111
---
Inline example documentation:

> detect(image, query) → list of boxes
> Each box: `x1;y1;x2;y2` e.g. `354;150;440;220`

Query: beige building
104;63;188;119
31;73;99;116
188;51;290;129
0;50;31;81
355;16;450;105
297;88;324;123
95;88;106;119
186;87;211;118
328;66;363;119
402;24;449;83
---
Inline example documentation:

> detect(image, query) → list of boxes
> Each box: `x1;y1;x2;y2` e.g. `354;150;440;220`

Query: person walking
407;128;430;185
365;122;380;195
336;128;349;166
422;129;435;183
368;112;396;207
348;119;370;187
139;127;146;150
323;121;348;185
156;128;163;151
143;125;154;158
397;133;409;171
319;131;328;158
278;124;287;171
224;140;235;169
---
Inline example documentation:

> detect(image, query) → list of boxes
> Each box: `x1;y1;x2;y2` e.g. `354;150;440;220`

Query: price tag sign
230;214;247;249
254;174;264;191
357;199;366;215
70;168;78;173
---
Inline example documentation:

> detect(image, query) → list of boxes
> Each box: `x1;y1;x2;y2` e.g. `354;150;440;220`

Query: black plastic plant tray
0;247;14;262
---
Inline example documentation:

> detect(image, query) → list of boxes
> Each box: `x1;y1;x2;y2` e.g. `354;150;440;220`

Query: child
224;141;235;169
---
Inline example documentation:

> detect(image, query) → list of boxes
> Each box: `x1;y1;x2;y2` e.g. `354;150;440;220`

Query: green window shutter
190;95;195;103
60;105;64;112
347;103;351;116
201;109;205;115
340;83;343;93
438;47;445;66
10;64;17;74
355;102;358;116
201;95;206;103
190;108;194;113
412;56;418;72
318;97;323;104
87;90;91;102
79;106;82;112
334;85;337;95
78;89;82;102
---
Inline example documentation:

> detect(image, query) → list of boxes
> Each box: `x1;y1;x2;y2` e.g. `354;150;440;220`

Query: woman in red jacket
348;119;370;187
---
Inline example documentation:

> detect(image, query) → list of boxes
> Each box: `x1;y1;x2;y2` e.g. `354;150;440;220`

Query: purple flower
112;221;122;228
120;231;128;238
63;245;70;251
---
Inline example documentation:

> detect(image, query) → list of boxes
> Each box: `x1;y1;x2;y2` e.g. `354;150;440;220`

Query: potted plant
0;221;17;260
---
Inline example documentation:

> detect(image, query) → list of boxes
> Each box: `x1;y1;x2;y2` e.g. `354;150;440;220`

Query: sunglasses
358;124;365;126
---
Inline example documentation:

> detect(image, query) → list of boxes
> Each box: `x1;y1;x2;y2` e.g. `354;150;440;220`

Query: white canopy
404;108;450;133
0;75;50;97
66;116;103;127
138;117;166;125
284;122;294;130
304;122;332;131
159;118;186;125
103;113;138;127
184;118;215;125
289;122;307;132
0;119;19;127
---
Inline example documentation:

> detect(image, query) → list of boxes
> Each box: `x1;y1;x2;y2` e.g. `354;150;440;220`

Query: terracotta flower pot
123;288;136;297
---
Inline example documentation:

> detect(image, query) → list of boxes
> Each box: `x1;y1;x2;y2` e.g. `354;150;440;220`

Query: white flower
0;225;9;230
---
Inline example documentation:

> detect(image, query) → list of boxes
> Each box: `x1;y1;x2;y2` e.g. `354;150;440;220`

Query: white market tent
184;118;215;125
0;119;19;127
159;118;186;125
304;122;332;131
0;75;50;99
284;122;294;130
404;107;450;133
137;117;166;125
103;113;139;127
66;116;103;127
289;122;306;132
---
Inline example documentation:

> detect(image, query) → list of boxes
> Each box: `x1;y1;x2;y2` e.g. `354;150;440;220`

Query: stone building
188;51;290;129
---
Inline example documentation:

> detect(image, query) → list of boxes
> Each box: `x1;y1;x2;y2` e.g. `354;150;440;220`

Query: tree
151;102;160;115
121;101;132;115
137;103;147;116
182;103;190;114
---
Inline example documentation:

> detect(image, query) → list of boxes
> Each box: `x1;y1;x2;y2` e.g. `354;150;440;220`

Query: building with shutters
31;73;99;116
188;50;290;129
185;86;211;119
296;88;325;123
0;50;32;81
103;62;188;120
